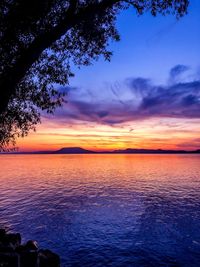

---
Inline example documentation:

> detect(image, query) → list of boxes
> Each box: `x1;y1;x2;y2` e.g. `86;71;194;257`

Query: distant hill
52;147;200;154
54;147;94;154
112;148;200;154
1;147;200;154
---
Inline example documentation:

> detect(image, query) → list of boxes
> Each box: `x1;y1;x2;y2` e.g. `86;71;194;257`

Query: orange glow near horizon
16;117;200;152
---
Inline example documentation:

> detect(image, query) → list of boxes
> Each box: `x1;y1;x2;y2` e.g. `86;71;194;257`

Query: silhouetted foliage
0;0;189;150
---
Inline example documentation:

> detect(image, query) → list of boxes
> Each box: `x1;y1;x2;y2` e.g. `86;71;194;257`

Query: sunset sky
18;0;200;152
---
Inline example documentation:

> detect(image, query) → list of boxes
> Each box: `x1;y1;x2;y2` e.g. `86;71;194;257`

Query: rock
39;249;60;267
0;253;19;267
15;244;27;253
0;246;14;253
20;251;38;267
5;233;21;248
0;230;21;250
0;229;60;267
0;229;6;240
25;240;39;251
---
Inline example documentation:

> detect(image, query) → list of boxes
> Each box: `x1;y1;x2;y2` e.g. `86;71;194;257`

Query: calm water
0;154;200;266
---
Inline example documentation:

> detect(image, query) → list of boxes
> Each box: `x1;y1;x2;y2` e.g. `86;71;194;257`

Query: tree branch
0;0;119;114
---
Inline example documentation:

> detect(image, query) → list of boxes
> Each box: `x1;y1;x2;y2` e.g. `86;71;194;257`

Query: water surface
0;154;200;266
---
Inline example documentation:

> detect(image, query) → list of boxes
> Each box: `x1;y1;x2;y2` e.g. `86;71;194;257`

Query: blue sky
70;0;200;87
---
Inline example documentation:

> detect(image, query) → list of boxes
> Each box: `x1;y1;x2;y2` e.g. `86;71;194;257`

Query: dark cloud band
44;65;200;125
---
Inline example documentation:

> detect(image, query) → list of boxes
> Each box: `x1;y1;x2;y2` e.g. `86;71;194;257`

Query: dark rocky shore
0;229;60;267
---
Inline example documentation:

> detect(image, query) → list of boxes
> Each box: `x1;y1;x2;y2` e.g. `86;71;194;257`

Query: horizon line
1;146;200;154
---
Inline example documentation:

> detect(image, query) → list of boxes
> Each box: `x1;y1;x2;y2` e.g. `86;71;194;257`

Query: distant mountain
54;147;94;154
112;148;200;154
1;147;200;154
53;147;200;154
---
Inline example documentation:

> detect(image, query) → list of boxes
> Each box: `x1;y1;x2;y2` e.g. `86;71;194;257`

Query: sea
0;154;200;266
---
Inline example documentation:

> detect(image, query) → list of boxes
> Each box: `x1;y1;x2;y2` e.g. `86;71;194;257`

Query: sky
18;0;200;152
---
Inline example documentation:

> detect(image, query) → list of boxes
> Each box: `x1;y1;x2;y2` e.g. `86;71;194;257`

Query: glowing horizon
17;116;200;152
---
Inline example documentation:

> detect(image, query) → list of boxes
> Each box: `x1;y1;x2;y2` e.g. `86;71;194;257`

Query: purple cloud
169;65;190;81
43;66;200;125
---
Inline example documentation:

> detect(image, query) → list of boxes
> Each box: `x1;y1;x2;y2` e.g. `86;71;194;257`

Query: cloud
137;80;200;118
176;138;200;149
43;66;200;126
169;64;190;83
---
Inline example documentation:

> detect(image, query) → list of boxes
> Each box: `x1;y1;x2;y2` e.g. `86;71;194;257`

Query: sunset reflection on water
0;154;200;266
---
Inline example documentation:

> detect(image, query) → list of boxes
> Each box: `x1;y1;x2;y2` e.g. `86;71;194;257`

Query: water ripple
0;154;200;266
